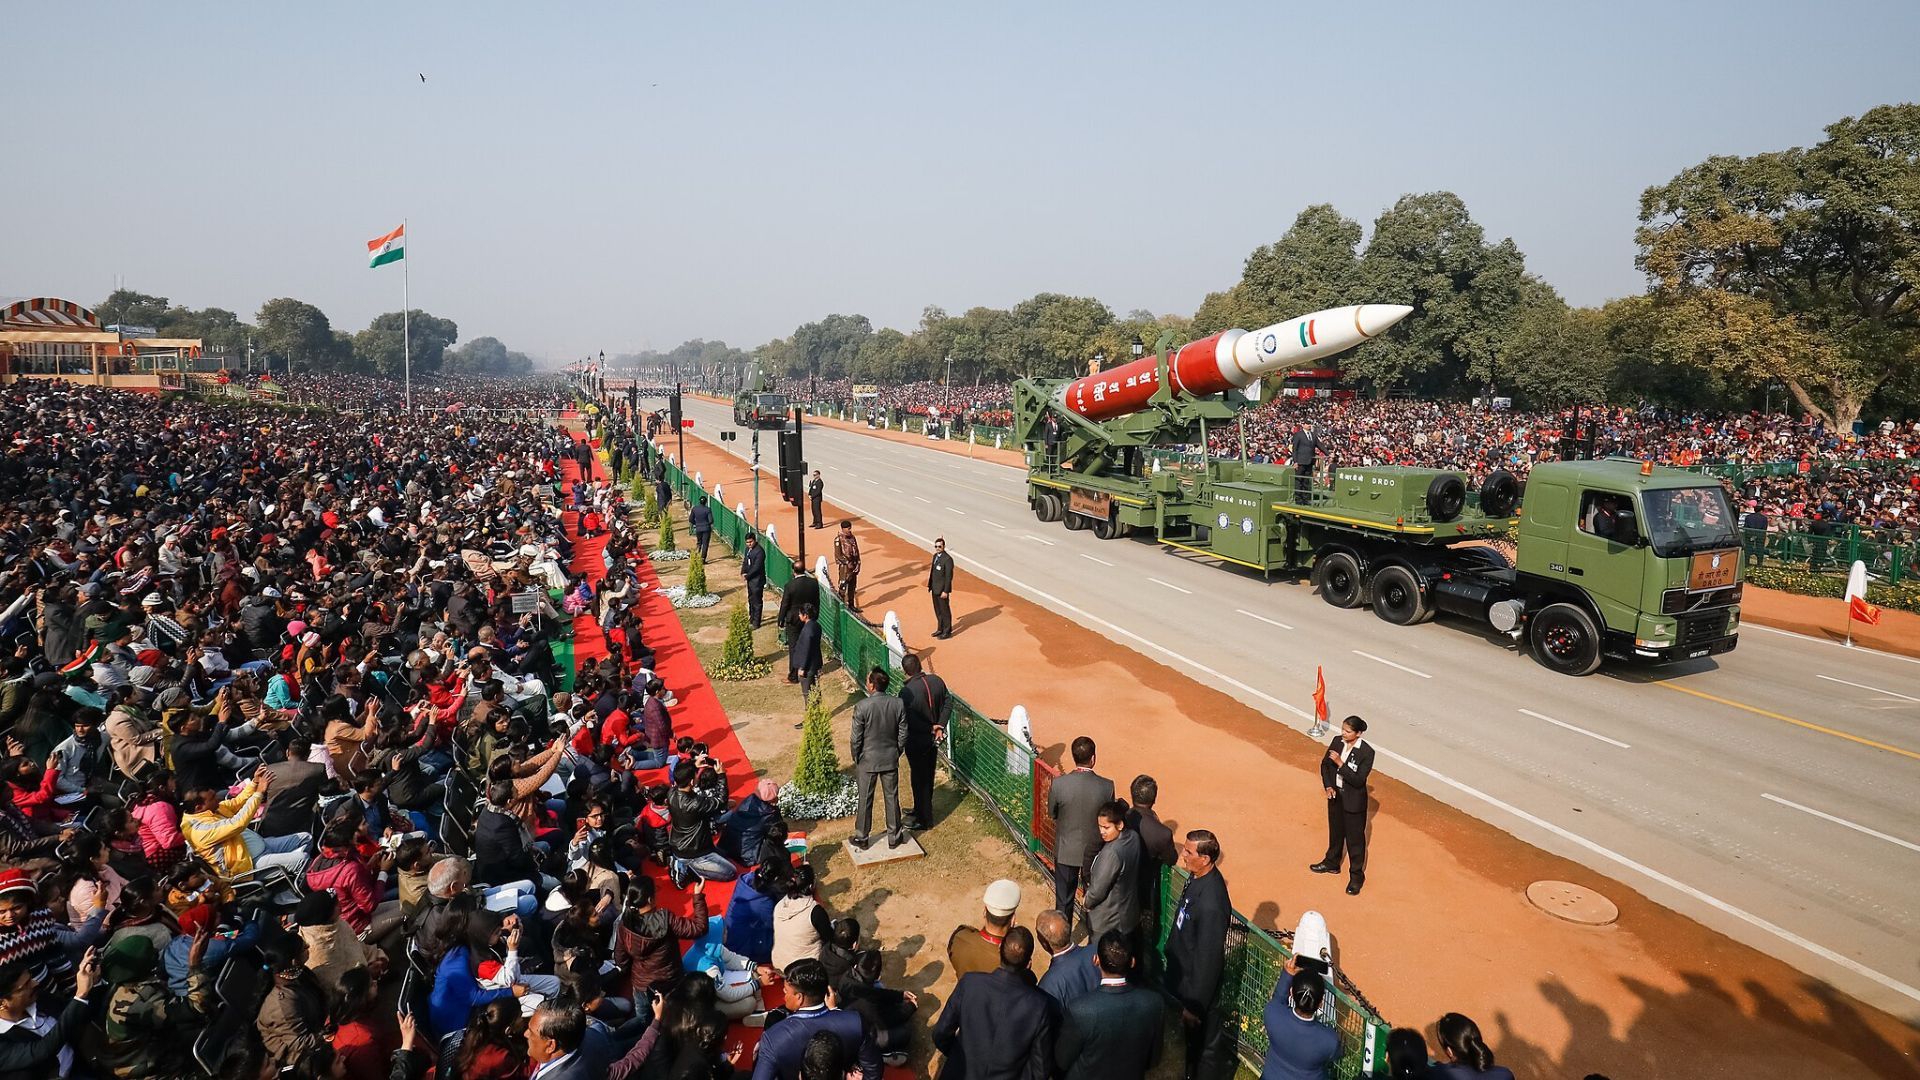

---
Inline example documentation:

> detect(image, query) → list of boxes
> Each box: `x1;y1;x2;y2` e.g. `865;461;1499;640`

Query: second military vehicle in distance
734;389;788;429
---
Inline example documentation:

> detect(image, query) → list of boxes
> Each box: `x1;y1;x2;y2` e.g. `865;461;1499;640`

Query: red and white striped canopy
0;297;102;329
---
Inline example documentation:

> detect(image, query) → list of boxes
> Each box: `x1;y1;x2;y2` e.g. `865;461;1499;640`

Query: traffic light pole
793;406;806;569
675;382;686;467
751;428;761;530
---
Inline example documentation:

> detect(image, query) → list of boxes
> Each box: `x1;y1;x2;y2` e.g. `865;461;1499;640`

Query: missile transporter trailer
1012;321;1742;676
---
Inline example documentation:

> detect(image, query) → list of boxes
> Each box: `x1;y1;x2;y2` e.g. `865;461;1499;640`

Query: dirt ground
664;426;1920;1080
639;492;1200;1078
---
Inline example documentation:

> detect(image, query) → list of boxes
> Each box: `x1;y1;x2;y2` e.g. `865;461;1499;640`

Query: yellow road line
1655;682;1920;762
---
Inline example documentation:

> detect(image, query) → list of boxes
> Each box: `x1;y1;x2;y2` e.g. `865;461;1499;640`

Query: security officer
834;521;861;612
808;470;825;530
742;532;767;628
928;537;956;639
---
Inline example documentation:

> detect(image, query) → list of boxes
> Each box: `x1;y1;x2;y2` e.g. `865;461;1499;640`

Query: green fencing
641;431;1389;1078
1741;526;1916;584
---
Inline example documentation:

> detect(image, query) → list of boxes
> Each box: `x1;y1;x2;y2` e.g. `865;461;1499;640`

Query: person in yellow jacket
180;771;310;882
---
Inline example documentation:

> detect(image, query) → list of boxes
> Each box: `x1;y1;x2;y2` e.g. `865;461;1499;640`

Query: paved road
668;394;1920;1021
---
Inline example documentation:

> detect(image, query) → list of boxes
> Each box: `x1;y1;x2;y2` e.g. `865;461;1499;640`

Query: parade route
654;391;1920;1076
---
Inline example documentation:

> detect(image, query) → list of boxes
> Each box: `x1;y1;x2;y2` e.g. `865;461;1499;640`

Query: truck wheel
1314;552;1364;609
1479;470;1521;518
1091;517;1121;540
1064;512;1089;532
1426;474;1467;522
1371;565;1429;625
1529;603;1604;676
1033;493;1061;523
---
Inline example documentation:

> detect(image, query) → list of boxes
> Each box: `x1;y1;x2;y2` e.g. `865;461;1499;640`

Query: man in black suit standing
741;533;767;628
1126;774;1178;976
931;926;1055;1080
850;666;908;851
1310;715;1375;895
1055;933;1163;1080
928;537;956;638
1289;422;1319;505
1165;829;1233;1080
776;569;821;647
690;495;714;560
808;469;825;529
899;652;948;831
789;604;822;706
1046;736;1113;939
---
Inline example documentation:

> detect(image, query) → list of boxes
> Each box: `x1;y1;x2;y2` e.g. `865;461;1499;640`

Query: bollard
882;612;906;671
994;435;1002;450
713;482;723;503
694;471;703;488
767;523;777;544
1006;705;1034;775
814;555;832;591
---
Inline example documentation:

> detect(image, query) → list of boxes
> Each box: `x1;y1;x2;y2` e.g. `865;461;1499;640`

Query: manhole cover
1526;880;1618;926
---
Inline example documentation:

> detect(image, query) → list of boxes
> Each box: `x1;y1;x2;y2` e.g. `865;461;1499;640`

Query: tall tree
788;314;873;385
1504;299;1616;406
1350;192;1538;396
94;289;171;329
1636;103;1920;429
254;298;339;371
352;311;459;378
1239;204;1366;321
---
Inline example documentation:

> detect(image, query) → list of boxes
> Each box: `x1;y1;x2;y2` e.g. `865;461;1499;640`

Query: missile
1058;304;1412;422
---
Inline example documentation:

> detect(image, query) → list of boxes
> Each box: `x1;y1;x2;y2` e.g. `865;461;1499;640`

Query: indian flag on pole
367;224;405;268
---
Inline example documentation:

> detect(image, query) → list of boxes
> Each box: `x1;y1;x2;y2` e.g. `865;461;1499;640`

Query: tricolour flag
367;224;405;268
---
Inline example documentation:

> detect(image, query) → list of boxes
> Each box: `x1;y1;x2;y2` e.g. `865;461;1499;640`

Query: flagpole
402;218;412;413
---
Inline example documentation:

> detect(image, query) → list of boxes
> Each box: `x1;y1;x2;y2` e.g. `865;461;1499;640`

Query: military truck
1012;318;1741;675
733;391;788;428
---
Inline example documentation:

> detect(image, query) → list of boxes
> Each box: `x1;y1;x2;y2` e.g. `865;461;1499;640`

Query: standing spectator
789;606;823;705
1126;775;1177;945
899;653;948;831
1034;909;1095;1009
1166;829;1233;1080
691;496;715;561
947;879;1021;981
742;533;768;629
1081;800;1142;949
833;522;862;612
808;471;825;531
1047;737;1112;936
1055;932;1162;1080
931;926;1055;1080
1431;1013;1513;1080
614;876;709;1001
927;537;956;639
1260;970;1339;1080
849;667;907;851
1310;716;1374;896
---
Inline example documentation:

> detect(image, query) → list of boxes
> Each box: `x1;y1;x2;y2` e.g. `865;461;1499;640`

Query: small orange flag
1849;595;1882;625
1313;665;1328;725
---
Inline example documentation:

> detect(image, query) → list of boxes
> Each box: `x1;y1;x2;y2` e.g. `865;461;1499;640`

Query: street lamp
1094;350;1105;369
1131;335;1144;359
944;353;953;388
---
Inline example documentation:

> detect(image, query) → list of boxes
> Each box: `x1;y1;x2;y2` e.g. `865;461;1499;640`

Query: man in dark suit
1081;800;1142;947
742;533;768;628
1165;829;1233;1080
788;605;822;706
1126;775;1177;944
776;572;821;646
1046;736;1113;938
1289;422;1319;504
524;1002;595;1080
1310;715;1375;895
1035;909;1095;1009
931;926;1055;1080
690;495;714;560
808;470;825;529
752;958;882;1080
899;652;948;830
928;537;957;638
1055;933;1163;1080
849;667;908;850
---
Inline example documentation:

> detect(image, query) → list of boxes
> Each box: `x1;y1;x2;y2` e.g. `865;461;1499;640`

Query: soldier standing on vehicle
809;470;825;530
834;520;862;612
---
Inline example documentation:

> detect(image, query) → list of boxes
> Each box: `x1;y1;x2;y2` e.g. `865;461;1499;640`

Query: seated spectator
666;759;737;887
179;777;309;882
305;819;406;952
0;950;100;1077
771;863;833;972
614;875;709;1000
294;888;387;1001
836;948;917;1069
1431;1013;1515;1080
255;933;334;1076
724;859;788;967
1382;1027;1436;1079
453;998;532;1080
716;778;784;867
100;928;214;1078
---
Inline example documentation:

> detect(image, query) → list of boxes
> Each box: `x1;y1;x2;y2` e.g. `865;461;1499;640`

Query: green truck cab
733;391;788;429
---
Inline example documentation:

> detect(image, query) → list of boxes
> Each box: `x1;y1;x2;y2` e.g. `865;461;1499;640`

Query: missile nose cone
1356;304;1414;339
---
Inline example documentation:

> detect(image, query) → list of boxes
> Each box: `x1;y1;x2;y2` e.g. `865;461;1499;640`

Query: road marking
985;520;1006;530
864;478;880;485
1815;674;1920;703
1236;609;1293;630
1655;682;1920;762
1080;553;1113;566
1149;578;1191;595
1761;793;1920;855
888;486;902;493
1747;623;1920;667
946;506;966;516
1352;650;1431;679
1519;708;1631;749
675;424;1920;1008
915;496;931;504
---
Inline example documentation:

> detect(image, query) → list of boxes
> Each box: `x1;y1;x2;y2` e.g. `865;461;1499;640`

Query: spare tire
1426;474;1467;523
1479;469;1521;518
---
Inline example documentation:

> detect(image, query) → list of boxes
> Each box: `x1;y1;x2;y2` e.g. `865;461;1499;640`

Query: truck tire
1092;517;1127;540
1314;551;1365;609
1426;474;1467;523
1529;603;1604;676
1479;470;1521;518
1034;493;1062;523
1456;545;1513;571
1064;511;1089;532
1371;565;1430;625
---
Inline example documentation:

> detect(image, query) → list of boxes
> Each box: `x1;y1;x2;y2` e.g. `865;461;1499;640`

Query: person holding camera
666;758;737;888
1259;968;1339;1080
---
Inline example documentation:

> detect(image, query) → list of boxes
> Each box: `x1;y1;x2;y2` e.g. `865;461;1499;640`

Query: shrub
1746;566;1920;615
791;687;843;794
711;605;770;681
685;547;710;597
656;507;677;551
640;480;659;525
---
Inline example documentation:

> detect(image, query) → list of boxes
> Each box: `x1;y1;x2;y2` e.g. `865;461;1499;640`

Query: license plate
1687;649;1709;659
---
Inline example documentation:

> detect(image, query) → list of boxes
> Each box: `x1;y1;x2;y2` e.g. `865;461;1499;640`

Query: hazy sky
5;2;1913;363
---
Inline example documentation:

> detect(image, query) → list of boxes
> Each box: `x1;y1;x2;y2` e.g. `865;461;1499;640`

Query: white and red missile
1058;304;1412;422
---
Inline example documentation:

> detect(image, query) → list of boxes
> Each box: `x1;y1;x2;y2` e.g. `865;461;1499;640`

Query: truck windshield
756;395;786;409
1642;486;1738;557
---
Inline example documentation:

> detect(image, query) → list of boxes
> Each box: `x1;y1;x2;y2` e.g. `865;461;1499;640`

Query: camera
379;830;427;854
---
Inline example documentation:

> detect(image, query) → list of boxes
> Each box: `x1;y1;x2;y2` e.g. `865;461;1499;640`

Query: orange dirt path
668;427;1920;1080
